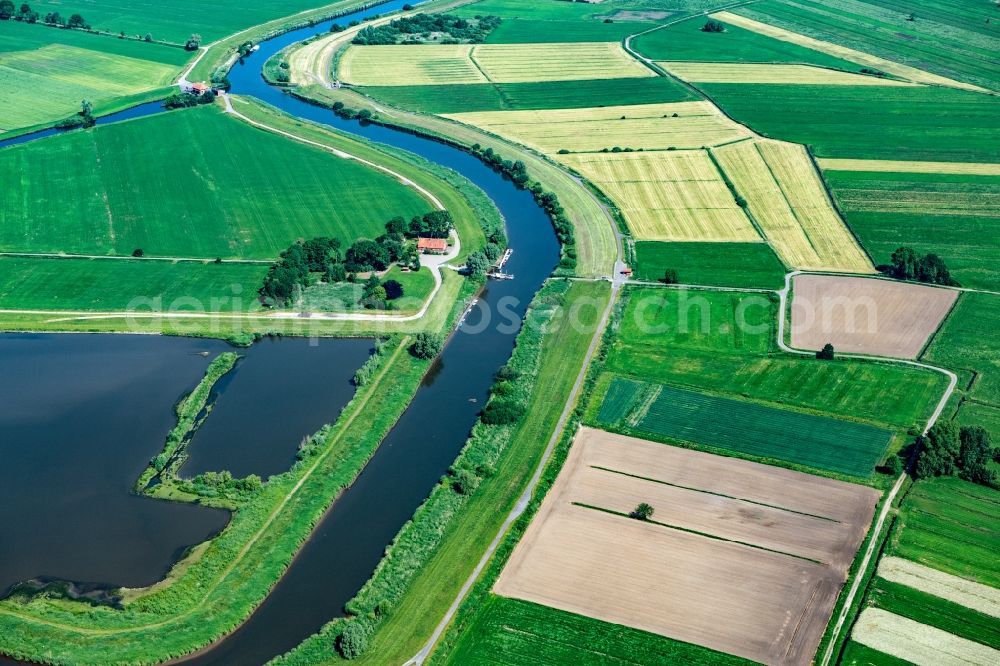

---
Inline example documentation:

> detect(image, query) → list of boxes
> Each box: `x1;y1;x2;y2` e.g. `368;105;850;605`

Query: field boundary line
776;270;959;666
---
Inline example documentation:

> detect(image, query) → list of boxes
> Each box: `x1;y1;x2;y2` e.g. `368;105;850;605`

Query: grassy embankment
0;282;472;665
133;351;246;509
585;286;946;481
269;279;611;665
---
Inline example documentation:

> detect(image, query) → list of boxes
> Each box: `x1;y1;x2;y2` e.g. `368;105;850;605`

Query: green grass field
301;266;435;312
839;640;912;666
443;596;751;666
358;76;696;114
485;18;653;43
633;15;861;70
0;21;189;132
731;0;999;92
923;292;1000;408
633;241;786;290
0;256;267;311
0;105;432;259
825;170;1000;292
24;0;358;43
596;379;893;476
701;84;1000;162
890;477;1000;587
866;578;1000;650
604;287;946;430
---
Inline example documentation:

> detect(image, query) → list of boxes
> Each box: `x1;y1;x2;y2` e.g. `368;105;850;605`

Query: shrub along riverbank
0;282;476;665
270;278;612;665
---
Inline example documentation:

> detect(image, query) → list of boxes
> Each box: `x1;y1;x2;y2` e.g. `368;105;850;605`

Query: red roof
191;82;210;92
417;237;448;251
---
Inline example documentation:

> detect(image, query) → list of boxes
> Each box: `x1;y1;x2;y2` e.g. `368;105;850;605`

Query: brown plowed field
494;428;880;666
790;275;958;359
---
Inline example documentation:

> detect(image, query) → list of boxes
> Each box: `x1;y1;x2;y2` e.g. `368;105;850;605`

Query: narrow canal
0;0;561;664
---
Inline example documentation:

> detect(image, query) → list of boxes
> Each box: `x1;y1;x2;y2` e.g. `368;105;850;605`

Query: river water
0;0;559;663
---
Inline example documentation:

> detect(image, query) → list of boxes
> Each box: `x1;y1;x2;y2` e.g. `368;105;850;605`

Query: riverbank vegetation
0;286;469;662
270;279;611;665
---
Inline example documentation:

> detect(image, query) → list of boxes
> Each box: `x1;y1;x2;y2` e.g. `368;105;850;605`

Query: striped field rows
659;62;921;87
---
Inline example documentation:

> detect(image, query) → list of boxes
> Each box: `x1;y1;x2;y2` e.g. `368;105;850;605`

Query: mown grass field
633;15;863;69
602;287;945;430
0;256;267;312
889;477;1000;588
356;76;696;113
866;577;1000;650
301;266;435;313
0;21;188;133
824;170;1000;291
727;0;999;92
596;378;892;475
557;150;758;242
444;596;752;665
0;105;431;259
340;42;653;86
444;102;750;154
702;84;1000;162
660;62;919;86
713;139;874;272
25;0;357;43
633;241;786;290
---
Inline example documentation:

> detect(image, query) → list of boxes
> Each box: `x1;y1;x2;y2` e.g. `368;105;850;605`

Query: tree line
0;2;86;27
352;13;501;45
887;246;957;286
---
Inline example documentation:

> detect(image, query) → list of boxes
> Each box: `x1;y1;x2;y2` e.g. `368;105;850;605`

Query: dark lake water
0;0;561;663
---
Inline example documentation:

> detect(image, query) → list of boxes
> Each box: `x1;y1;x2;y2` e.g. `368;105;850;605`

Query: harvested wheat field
713;139;873;273
710;12;988;93
878;557;1000;619
557;151;760;241
443;101;752;154
495;427;880;666
659;62;920;87
791;274;957;359
818;158;1000;176
338;45;487;85
853;608;1000;666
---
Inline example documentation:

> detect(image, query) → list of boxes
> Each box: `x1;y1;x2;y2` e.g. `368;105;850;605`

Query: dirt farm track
494;428;881;666
790;274;958;359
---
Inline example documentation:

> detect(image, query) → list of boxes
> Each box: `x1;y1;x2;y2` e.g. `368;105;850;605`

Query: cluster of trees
0;2;85;26
180;470;263;502
409;331;443;359
163;91;215;109
915;421;996;487
260;237;344;306
55;99;95;129
358;274;404;310
888;246;957;286
330;101;374;123
464;242;502;276
469;144;575;269
702;19;726;32
352;13;501;45
631;502;655;520
184;33;201;50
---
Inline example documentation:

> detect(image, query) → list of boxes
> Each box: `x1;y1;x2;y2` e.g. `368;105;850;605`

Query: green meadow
0;256;267;311
633;241;786;290
731;0;999;92
633;15;859;70
701;84;1000;162
600;287;946;431
0;21;190;133
0;105;431;259
443;596;750;666
825;170;1000;292
889;477;1000;587
924;292;1000;407
358;77;695;114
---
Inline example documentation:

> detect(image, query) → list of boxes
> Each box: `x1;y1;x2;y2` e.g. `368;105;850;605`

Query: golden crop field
337;45;487;85
557;151;760;242
713;139;874;273
659;62;921;86
495;428;879;666
473;42;654;83
818;158;1000;176
853;608;1000;666
711;11;988;93
443;102;752;153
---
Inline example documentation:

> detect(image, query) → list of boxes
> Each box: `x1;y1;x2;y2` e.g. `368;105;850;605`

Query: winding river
1;1;560;664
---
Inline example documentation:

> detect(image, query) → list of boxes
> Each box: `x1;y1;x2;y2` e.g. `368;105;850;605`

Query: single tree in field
144;33;153;42
132;248;144;257
630;502;654;521
702;19;725;33
184;33;202;50
335;622;368;659
409;332;444;359
67;13;86;28
816;343;835;360
662;268;679;285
